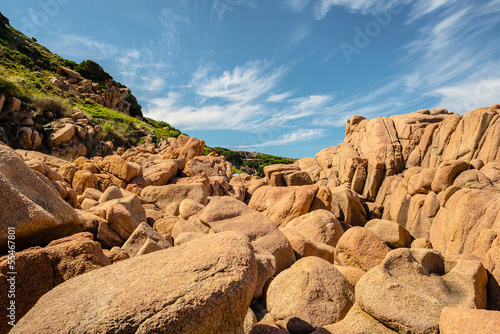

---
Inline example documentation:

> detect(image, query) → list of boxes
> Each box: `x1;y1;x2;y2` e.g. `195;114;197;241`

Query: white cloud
195;61;287;102
293;94;332;110
141;76;166;92
314;0;396;19
434;78;500;113
267;91;294;102
284;0;309;12
272;94;334;123
145;92;270;131
398;1;500;108
236;129;325;148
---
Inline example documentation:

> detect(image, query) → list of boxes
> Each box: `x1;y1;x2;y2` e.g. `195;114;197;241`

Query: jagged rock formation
51;66;133;115
313;105;500;200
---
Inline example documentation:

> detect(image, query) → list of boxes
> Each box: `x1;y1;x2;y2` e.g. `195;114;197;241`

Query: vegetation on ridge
204;146;296;176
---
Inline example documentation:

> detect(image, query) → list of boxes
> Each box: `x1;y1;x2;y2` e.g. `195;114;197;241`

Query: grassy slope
0;12;181;149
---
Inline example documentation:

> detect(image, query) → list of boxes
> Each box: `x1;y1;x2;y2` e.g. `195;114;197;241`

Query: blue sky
2;0;500;158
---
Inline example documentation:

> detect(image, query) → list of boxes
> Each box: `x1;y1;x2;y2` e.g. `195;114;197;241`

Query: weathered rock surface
250;321;291;334
0;232;109;334
267;257;354;333
199;196;295;276
162;135;205;161
334;265;366;289
356;248;488;334
141;183;208;210
179;198;205;219
284;210;343;247
365;219;412;248
98;154;143;182
12;232;258;334
429;188;500;256
483;236;500;310
281;229;335;263
0;146;84;252
312;303;397;334
335;226;390;271
122;222;172;257
329;185;367;226
439;307;500;334
249;185;318;227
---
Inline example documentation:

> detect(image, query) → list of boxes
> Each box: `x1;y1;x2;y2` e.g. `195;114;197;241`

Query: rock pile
0;94;113;157
1;104;500;333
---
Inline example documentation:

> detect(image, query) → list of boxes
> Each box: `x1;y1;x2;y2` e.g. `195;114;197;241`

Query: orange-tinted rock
249;185;318;227
335;226;390;271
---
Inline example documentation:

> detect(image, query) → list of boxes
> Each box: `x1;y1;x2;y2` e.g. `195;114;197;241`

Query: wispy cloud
49;34;118;60
316;0;500;123
141;76;167;92
195;60;287;102
408;0;456;21
267;91;294;102
235;129;325;148
399;1;500;107
290;25;310;44
284;0;309;12
314;0;394;19
405;6;470;55
146;94;269;131
159;8;189;52
275;94;334;122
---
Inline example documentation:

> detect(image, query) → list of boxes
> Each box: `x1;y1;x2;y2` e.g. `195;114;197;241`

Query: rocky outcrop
198;196;295;277
51;66;133;115
0;95;113;158
3;100;500;334
303;104;500;203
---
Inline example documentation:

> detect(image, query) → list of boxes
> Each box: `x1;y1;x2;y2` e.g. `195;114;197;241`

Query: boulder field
1;104;500;333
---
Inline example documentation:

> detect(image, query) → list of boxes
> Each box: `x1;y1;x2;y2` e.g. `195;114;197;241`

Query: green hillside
0;12;181;149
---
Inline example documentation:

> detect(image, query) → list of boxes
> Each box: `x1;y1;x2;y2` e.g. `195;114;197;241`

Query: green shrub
29;95;74;118
0;77;19;97
125;93;143;117
221;150;243;165
75;60;112;83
